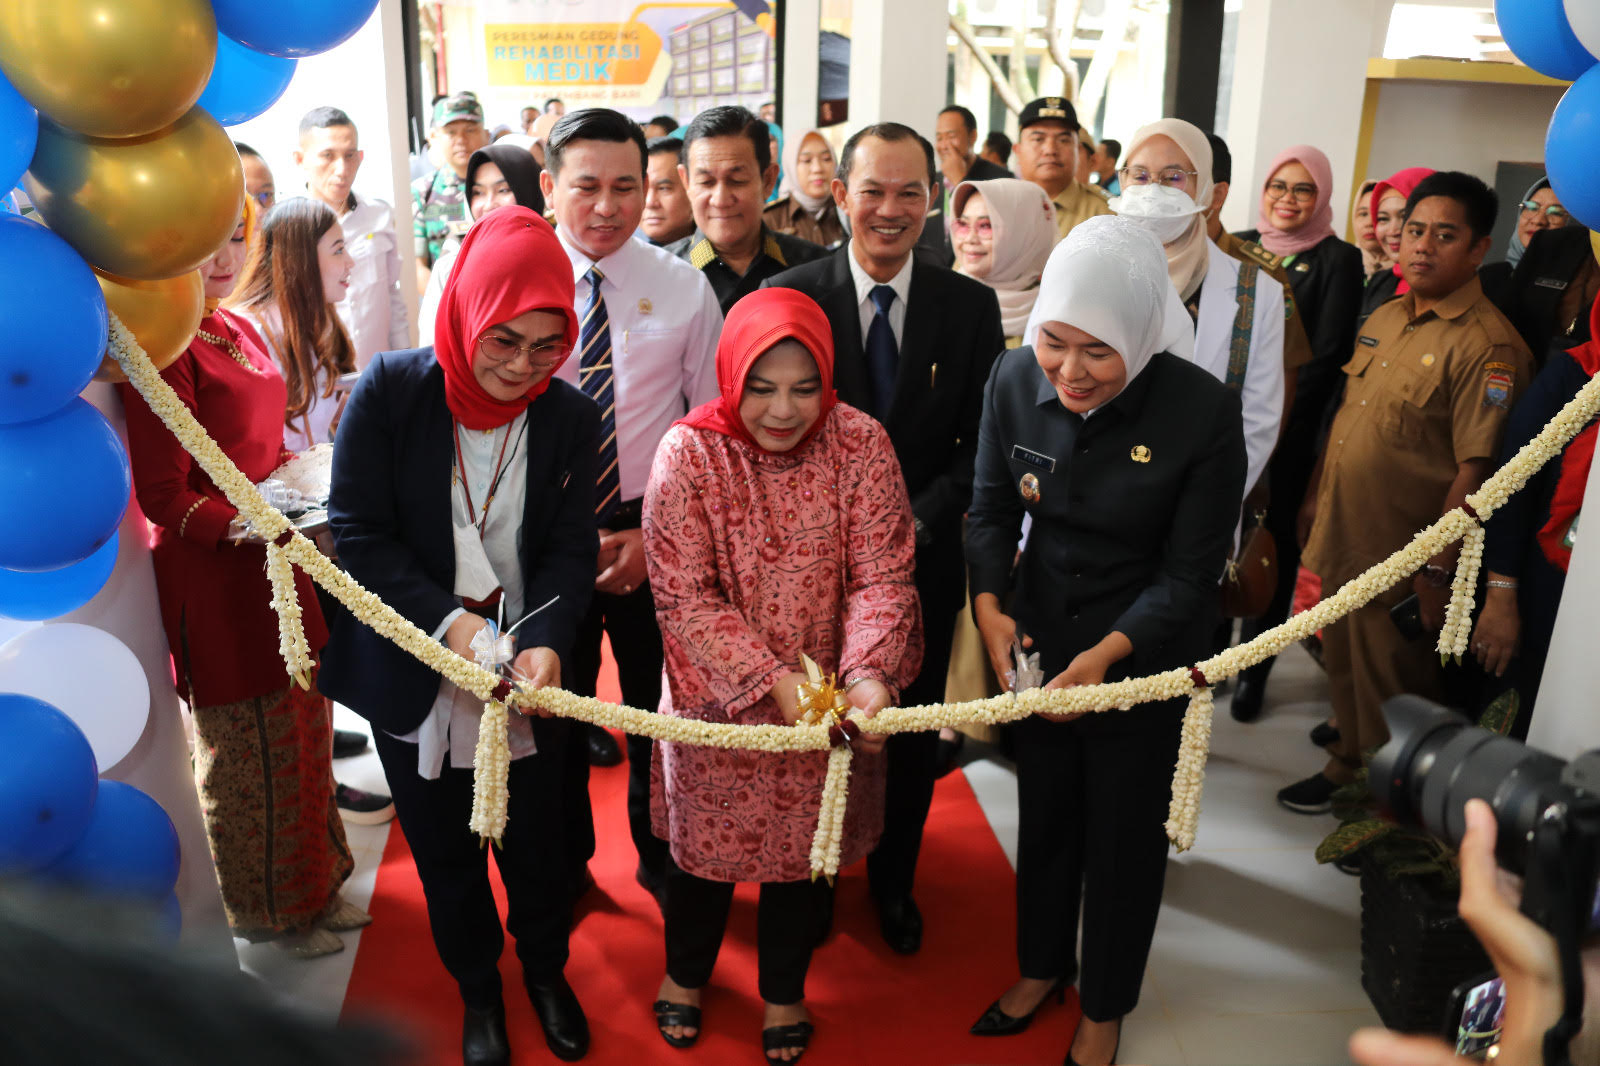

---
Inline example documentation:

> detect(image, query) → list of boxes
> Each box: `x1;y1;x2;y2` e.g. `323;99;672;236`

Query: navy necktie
865;283;898;417
578;267;620;523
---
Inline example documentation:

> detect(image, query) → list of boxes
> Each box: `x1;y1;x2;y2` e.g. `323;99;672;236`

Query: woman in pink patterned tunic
642;287;923;1063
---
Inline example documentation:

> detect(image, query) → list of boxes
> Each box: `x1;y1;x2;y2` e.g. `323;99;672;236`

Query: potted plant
1315;690;1519;1034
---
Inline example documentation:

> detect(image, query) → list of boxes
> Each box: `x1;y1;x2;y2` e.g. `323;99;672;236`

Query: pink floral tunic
643;403;924;882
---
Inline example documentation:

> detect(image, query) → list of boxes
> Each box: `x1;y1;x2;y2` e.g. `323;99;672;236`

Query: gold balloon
0;0;216;140
25;109;244;281
91;269;205;383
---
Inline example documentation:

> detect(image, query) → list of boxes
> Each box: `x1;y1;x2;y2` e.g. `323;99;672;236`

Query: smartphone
1390;593;1425;641
1443;971;1505;1060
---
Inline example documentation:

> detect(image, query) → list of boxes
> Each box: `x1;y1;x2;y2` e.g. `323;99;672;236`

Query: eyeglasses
1118;165;1197;191
477;333;572;365
1265;180;1318;204
1519;200;1570;223
950;217;993;239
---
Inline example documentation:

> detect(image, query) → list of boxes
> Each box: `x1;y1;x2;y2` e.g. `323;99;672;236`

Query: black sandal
652;999;702;1049
761;1020;814;1064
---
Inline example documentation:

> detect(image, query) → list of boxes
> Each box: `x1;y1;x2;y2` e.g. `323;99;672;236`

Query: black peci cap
1018;96;1079;132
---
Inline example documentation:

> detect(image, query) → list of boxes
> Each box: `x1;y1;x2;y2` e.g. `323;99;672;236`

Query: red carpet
344;641;1080;1064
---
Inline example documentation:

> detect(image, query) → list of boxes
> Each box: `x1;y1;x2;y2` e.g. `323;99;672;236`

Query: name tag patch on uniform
1484;362;1514;409
1358;336;1380;347
1011;445;1056;472
1534;276;1569;291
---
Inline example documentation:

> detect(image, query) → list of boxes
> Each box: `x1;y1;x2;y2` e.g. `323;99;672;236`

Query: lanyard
451;417;526;536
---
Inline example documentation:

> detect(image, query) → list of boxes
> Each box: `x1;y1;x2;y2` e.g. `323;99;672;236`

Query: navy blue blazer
318;348;600;736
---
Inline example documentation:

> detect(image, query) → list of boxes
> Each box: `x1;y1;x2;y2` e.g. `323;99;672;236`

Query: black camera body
1371;696;1600;949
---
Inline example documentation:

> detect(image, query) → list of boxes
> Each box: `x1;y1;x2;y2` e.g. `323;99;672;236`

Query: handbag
1221;508;1278;619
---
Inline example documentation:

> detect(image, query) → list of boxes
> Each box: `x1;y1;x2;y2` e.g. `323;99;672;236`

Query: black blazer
318;348;600;736
761;249;1005;614
966;349;1246;685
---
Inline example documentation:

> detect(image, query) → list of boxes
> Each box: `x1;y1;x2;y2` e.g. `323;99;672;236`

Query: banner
480;0;776;119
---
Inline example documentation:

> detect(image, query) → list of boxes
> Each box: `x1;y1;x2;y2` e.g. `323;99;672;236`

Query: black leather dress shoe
876;894;923;955
1229;674;1265;722
462;1002;510;1066
526;976;590;1061
586;724;622;767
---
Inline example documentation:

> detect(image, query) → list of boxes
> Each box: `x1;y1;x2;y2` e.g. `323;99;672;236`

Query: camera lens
1371;696;1567;875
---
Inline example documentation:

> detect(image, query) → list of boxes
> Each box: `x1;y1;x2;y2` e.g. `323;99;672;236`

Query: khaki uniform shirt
1051;181;1113;243
1216;230;1313;373
1303;277;1533;585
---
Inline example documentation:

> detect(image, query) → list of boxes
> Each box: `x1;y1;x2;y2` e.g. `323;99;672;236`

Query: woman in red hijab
642;288;924;1063
1358;166;1436;329
321;207;600;1065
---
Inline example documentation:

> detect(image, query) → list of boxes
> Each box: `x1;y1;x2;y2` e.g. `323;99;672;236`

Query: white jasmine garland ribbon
106;305;1600;871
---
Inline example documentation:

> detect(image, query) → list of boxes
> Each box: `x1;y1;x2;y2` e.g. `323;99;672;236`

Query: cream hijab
782;130;834;215
1115;119;1215;301
951;178;1057;338
1026;214;1194;388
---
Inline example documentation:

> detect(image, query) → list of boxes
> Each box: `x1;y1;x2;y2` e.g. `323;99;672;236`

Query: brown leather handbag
1221;509;1278;618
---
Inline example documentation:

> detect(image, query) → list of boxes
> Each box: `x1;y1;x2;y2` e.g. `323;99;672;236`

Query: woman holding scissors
319;207;600;1066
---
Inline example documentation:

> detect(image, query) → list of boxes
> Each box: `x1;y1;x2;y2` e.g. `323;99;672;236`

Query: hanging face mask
1111;183;1205;245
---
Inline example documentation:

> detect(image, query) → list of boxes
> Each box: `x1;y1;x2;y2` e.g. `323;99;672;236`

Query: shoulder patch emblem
1484;361;1514;410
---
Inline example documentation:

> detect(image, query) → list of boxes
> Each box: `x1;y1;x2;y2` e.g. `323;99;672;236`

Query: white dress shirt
846;240;914;349
395;413;539;778
416;247;455;347
235;305;341;454
330;191;410;367
1191;239;1286;497
552;231;722;503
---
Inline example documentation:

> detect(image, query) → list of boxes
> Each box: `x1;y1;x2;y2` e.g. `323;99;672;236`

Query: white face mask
1111;183;1204;245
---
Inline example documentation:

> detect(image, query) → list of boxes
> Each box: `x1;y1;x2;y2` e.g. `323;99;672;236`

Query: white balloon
1569;0;1600;62
0;623;150;771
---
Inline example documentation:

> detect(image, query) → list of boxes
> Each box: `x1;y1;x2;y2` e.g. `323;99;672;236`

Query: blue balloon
212;0;381;59
0;692;98;871
0;72;36;194
197;32;298;127
0;399;130;572
1547;65;1600;230
0;215;108;425
43;780;180;899
0;532;118;620
1496;0;1596;81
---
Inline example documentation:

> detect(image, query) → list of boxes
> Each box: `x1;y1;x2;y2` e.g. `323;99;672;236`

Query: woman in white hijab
1112;118;1285;498
964;217;1246;1066
951;177;1057;347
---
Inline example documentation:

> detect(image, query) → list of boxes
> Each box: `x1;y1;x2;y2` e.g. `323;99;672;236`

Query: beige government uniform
1051;181;1113;243
1303;277;1533;781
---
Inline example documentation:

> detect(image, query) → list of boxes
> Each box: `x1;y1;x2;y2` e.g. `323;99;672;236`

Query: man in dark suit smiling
764;122;1005;955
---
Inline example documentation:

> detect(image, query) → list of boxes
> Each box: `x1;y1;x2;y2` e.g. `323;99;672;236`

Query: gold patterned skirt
191;680;353;939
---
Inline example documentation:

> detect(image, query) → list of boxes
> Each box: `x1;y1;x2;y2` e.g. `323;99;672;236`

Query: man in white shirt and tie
293;106;411;368
540;108;723;906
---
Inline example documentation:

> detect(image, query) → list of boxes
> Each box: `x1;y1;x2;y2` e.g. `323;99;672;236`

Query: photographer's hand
1349;800;1569;1066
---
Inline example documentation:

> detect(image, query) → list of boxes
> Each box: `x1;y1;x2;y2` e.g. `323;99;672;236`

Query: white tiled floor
255;647;1377;1064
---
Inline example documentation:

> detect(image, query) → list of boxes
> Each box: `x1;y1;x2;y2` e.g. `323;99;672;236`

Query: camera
1371;695;1600;938
1372;696;1600;1065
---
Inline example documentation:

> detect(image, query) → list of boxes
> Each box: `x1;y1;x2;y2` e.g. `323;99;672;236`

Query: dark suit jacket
318;348;600;736
966;349;1246;690
761;248;1005;616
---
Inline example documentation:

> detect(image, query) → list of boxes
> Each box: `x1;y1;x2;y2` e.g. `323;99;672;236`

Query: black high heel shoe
1064;1017;1121;1066
969;978;1068;1036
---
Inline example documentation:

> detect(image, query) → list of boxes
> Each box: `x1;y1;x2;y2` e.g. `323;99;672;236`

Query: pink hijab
1256;145;1337;257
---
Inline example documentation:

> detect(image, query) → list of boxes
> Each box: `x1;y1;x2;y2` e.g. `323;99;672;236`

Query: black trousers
866;594;959;903
662;855;830;1005
566;573;669;884
373;722;574;1009
1012;701;1183;1022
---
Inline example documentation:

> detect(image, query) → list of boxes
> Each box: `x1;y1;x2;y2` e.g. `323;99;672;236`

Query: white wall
846;0;948;137
1363;79;1566;182
1223;0;1380;232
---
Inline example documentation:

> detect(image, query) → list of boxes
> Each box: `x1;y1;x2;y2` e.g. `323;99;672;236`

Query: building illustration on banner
481;0;776;121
